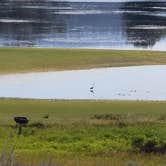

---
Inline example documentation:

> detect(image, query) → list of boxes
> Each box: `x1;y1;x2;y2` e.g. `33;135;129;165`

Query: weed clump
92;114;124;121
43;114;49;119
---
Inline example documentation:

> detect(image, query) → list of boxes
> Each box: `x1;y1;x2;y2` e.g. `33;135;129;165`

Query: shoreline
1;97;166;102
2;47;166;51
0;64;165;75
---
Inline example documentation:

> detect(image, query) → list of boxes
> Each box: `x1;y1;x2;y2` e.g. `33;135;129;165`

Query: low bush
43;114;49;119
132;136;166;154
92;114;124;121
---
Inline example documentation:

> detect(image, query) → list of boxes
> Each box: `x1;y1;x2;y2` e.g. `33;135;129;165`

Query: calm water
0;0;166;50
0;65;166;100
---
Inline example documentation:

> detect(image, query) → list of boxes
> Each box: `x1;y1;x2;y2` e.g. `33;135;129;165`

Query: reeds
0;139;15;166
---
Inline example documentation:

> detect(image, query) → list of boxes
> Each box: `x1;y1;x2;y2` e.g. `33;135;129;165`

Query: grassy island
0;48;166;74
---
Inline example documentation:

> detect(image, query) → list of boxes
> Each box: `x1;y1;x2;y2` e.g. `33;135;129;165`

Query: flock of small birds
89;84;151;96
117;90;151;96
117;90;137;96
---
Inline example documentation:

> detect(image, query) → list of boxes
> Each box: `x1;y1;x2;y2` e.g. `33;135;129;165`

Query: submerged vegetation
0;99;165;165
0;48;166;74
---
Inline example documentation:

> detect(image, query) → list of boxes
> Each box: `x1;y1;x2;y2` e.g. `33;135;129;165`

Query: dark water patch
0;1;166;50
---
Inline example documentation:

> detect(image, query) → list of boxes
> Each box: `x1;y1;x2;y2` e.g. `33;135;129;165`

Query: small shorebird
90;83;95;94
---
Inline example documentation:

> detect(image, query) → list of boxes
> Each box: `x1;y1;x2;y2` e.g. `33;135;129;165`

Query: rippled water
0;65;166;100
0;0;166;50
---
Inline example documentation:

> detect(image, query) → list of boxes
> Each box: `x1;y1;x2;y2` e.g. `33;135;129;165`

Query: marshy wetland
0;48;166;165
1;0;166;165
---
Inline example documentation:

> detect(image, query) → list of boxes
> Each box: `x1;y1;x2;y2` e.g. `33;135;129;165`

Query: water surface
0;65;166;100
0;0;166;50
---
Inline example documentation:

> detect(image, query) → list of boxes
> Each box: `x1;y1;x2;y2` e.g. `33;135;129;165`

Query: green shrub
132;136;145;150
132;136;166;154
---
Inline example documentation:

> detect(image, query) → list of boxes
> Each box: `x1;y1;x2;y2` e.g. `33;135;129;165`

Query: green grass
0;48;166;74
0;99;165;165
0;99;166;125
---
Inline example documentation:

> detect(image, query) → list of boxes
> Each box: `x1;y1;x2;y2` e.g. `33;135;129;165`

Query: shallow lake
0;0;166;50
0;65;166;100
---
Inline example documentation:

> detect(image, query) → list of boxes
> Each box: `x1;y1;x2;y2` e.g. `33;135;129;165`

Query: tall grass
0;138;15;166
0;99;166;165
4;152;166;166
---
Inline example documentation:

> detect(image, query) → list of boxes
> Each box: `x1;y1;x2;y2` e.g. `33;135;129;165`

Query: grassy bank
0;48;166;74
0;99;166;165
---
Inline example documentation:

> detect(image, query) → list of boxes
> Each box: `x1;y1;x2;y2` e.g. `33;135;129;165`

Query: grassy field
0;99;166;165
0;48;166;74
0;99;166;125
